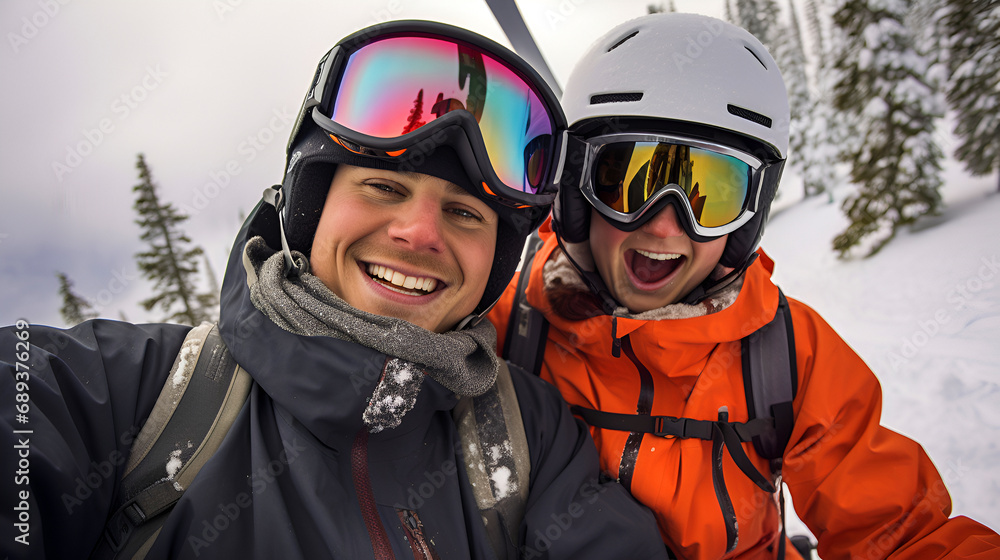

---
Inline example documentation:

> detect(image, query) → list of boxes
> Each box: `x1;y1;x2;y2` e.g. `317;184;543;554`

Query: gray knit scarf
243;236;500;433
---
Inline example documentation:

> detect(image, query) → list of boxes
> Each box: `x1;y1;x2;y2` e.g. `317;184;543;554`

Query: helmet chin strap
262;185;303;278
455;306;491;332
681;251;757;305
554;235;620;316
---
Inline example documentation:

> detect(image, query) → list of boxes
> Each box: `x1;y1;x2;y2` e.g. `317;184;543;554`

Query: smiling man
309;165;498;333
489;13;1000;559
0;21;667;560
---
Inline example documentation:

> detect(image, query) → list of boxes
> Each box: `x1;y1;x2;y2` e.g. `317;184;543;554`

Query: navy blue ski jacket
0;203;667;559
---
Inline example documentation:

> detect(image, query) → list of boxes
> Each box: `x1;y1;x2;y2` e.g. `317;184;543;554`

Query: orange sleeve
782;299;1000;558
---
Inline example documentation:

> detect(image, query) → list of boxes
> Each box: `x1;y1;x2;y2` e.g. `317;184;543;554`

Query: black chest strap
570;404;775;495
570;289;797;555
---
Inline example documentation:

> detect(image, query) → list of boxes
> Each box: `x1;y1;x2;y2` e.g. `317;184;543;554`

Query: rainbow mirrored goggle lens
327;35;556;195
586;137;760;234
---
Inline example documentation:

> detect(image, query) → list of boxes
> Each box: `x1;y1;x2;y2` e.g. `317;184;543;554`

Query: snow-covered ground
763;166;1000;545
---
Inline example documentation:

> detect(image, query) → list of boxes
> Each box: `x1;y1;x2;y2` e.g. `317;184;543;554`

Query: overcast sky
1;0;726;326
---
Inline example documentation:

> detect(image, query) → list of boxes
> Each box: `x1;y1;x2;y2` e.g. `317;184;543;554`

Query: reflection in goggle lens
593;141;751;228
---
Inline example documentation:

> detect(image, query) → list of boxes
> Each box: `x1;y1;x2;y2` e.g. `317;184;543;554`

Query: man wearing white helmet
489;12;1000;559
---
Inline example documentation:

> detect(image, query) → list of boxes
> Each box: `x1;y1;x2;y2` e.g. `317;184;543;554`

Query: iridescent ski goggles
290;20;566;209
580;133;766;239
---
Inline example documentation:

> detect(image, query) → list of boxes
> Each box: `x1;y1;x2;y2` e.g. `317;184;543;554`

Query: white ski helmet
553;12;790;276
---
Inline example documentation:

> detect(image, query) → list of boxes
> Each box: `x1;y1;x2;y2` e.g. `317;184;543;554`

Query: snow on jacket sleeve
783;299;1000;559
1;320;190;560
509;364;669;560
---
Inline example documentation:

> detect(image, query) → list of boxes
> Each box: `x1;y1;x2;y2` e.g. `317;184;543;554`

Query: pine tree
780;0;819;197
725;0;737;24
56;272;96;325
401;89;427;135
132;153;215;325
810;0;856;199
943;0;1000;191
736;0;801;199
831;0;945;257
736;0;782;51
804;0;828;68
784;0;841;197
202;253;221;322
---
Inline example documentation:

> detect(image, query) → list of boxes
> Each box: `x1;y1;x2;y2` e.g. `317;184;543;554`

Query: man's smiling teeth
636;249;681;261
366;264;437;293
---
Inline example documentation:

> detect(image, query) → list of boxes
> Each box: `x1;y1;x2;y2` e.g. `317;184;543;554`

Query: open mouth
365;263;439;296
627;249;684;285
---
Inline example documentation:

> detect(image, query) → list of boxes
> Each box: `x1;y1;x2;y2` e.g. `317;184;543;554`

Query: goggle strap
287;47;338;158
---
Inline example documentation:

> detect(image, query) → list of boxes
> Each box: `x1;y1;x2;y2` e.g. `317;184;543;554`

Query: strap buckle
103;502;145;553
653;416;683;438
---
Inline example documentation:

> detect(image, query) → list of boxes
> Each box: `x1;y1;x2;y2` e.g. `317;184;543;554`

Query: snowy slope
762;172;1000;542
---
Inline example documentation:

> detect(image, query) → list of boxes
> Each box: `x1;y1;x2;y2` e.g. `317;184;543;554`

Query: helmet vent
744;45;768;69
607;30;639;52
591;92;644;104
727;104;772;128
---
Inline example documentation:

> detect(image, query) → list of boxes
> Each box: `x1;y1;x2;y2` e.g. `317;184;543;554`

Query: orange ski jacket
488;220;1000;559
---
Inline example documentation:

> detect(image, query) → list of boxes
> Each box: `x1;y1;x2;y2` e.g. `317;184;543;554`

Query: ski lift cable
484;0;564;98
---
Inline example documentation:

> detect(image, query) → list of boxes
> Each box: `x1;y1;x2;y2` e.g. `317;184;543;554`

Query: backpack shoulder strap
741;287;798;464
502;230;549;376
453;360;531;559
92;322;252;560
741;287;799;559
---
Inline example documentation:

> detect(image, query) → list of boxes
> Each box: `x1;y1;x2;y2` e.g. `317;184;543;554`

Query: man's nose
641;202;686;238
387;198;446;254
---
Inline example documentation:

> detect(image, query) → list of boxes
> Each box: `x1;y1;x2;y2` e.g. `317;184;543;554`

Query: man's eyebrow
395;170;424;182
445;181;475;197
388;169;474;197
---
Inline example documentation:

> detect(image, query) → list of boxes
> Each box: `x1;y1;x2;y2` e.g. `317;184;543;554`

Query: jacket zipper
619;337;744;553
351;428;394;559
397;509;440;560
